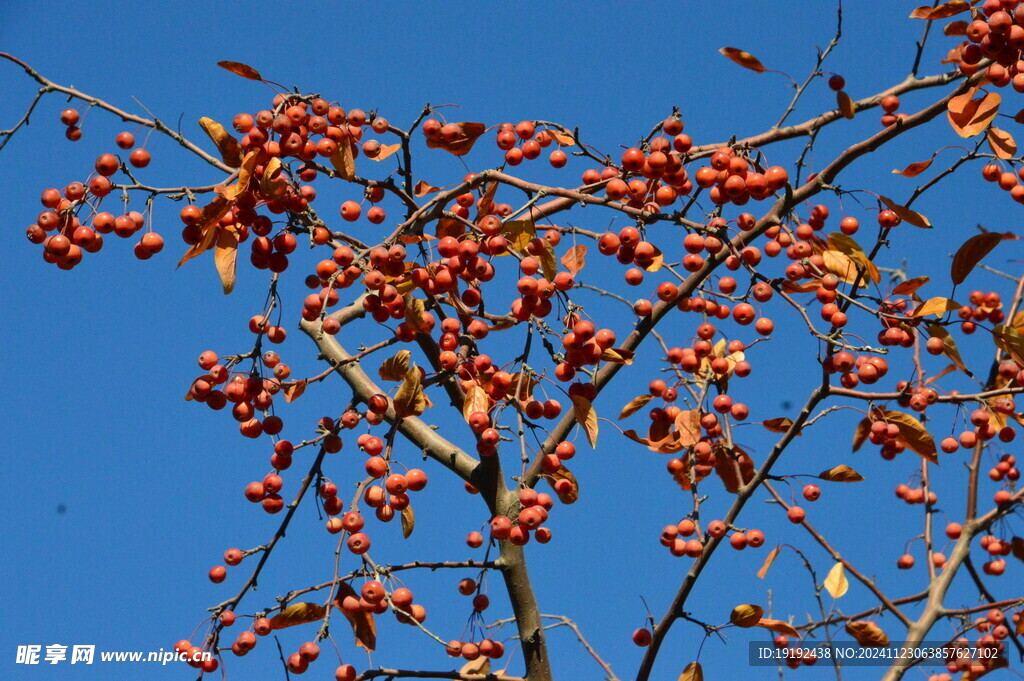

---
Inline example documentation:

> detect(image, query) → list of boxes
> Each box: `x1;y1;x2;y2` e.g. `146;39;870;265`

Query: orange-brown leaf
846;621;889;647
944;20;968;36
952;232;1003;285
758;545;780;579
214;225;239;294
909;1;969;19
892;159;933;177
269;602;327;629
177;196;234;267
911;296;960;318
561;244;587;275
879;196;932;228
762;417;796;434
819;465;865;482
852;417;872;452
719;47;767;73
571;395;598;448
198;117;243;168
730;604;765;628
546;465;579;504
217;60;263;81
283;379;307;403
425;122;486;156
893;275;930;294
370;143;401;162
837;91;855;119
757;619;800;638
883;410;938;464
414;180;439;196
619;394;655;419
600;347;635;365
330;138;357;180
947;91;1001;138
987;127;1017;159
334;583;376;650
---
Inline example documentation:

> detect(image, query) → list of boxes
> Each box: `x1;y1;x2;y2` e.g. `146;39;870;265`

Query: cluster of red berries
773;635;819;669
486;119;570;169
485;486;557;547
959;0;1024;87
187;348;289;440
939;405;1018;454
171;638;219;673
955;289;1006;334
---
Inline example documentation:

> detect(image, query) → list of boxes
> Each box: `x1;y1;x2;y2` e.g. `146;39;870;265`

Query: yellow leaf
882;410;938;464
425;122;487;156
911;296;960;318
546;465;579;504
539;242;558;281
909;1;970;19
719;47;766;73
283;379;307;403
893;275;930;294
330;137;357;180
756;618;800;638
824;562;849;598
818;465;864;482
987;127;1017;159
846;621;889;647
216;60;263;81
879;196;932;228
947;91;1001;139
402;295;430;334
730;604;764;628
214;226;239;294
198;116;242;167
679;661;703;681
758;545;780;579
462;384;490;422
394;368;426;418
993;324;1024;365
370;143;401;162
501;220;537;255
379;350;412;381
827;232;880;284
561;244;587;274
951;232;1004;285
837;91;855;119
600;347;635;365
619;394;654;419
401;505;415;539
571;395;598;448
269;602;327;630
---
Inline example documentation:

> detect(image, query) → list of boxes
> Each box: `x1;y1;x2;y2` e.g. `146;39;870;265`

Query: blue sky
2;2;1022;681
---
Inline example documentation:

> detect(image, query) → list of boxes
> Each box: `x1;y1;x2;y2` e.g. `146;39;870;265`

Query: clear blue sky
2;2;1020;681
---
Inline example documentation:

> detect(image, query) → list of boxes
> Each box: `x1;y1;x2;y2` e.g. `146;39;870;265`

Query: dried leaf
879;196;932;228
546;465;579;504
952;232;1003;285
547;129;576;146
757;619;800;638
394;368;426;418
713;444;755;494
674;409;703;448
1011;537;1024;563
944;20;968;36
561;244;587;274
993;324;1024;365
402;295;431;335
758;545;781;579
678;661;703;681
425;122;487;156
401;505;415;539
619;394;655;419
414;180;439;196
216;60;263;81
539;242;558;281
501;220;538;255
571;395;598;448
644;244;665;272
260;157;288;199
827;232;880;284
379;350;412;381
819;465;865;482
883;410;938;464
824;562;849;598
837;91;855;119
926;325;971;376
219;150;259;201
370;143;401;162
852;417;872;452
462;384;490;422
911;296;960;318
730;604;764;628
909;1;970;19
214;225;239;294
334;583;376;650
460;657;490;676
947;91;1001;138
892;159;933;177
600;347;635;365
269;602;327;630
177;196;234;267
719;47;767;73
283;379;307;403
846;621;889;647
987;127;1017;159
762;417;796;434
198;117;243;167
893;276;930;294
330;137;357;180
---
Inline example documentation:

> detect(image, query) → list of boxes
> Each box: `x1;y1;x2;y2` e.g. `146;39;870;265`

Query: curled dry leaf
879;196;932;228
283;379;307;404
993;324;1024;365
462;384;490;422
571;395;599;448
819;465;865;482
260;157;288;199
762;417;798;434
944;19;968;36
758;545;781;579
619;393;655;419
678;661;703;681
401;505;415;538
216;60;263;81
268;602;327;630
414;180;439;196
402;296;430;334
546;466;579;504
947;91;1001;139
334;582;376;650
911;296;960;318
546;129;576;146
827;233;880;284
394;368;427;418
214;225;239;294
379;350;412;381
369;143;401;162
1011;536;1024;563
882;410;938;464
460;656;490;676
198;116;242;167
600;347;635;365
756;618;800;638
892;159;933;177
824;562;849;598
892;275;930;294
846;621;889;647
719;47;767;73
987;127;1017;159
330;137;357;180
852;417;872;451
837;91;855;119
909;0;970;19
951;232;1004;285
425;122;487;156
730;604;765;628
177;196;234;267
561;244;586;274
